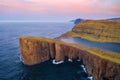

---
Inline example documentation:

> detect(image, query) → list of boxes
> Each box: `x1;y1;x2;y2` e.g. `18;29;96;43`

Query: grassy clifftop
64;20;120;43
20;36;120;64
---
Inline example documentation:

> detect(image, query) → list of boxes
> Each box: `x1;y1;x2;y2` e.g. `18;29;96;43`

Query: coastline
57;20;120;43
19;36;120;80
57;31;120;43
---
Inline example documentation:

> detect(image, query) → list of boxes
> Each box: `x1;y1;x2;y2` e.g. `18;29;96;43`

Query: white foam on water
20;56;24;63
52;59;64;64
88;76;93;80
81;65;86;72
68;59;73;62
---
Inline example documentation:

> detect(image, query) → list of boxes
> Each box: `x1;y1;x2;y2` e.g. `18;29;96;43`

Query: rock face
19;36;120;80
19;37;56;65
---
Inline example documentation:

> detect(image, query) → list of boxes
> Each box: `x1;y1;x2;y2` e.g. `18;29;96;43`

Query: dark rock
71;18;84;24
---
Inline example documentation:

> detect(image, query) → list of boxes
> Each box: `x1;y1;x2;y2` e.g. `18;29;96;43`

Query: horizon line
0;20;69;23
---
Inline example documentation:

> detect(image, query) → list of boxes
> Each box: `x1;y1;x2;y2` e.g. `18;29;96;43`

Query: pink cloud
111;6;120;13
0;0;120;17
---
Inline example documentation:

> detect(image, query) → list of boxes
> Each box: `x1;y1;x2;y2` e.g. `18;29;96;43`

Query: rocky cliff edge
19;36;120;80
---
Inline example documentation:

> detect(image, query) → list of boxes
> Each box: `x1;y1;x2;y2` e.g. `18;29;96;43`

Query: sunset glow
0;0;120;21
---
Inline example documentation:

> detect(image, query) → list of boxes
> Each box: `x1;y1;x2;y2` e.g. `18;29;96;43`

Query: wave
68;58;73;62
52;59;64;64
81;65;93;80
20;56;24;64
88;76;93;80
81;65;86;72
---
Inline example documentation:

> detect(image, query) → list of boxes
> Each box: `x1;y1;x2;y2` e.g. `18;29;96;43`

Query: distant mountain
71;18;84;24
71;17;120;25
107;17;120;20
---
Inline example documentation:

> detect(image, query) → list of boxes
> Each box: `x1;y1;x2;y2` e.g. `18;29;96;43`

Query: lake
61;37;120;53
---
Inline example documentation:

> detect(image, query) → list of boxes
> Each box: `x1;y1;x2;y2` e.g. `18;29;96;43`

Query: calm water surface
0;22;90;80
62;37;120;53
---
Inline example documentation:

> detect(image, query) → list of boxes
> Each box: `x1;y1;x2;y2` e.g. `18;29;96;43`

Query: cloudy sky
0;0;120;22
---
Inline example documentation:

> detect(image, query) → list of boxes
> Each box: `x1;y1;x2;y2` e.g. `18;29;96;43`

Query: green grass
67;20;120;43
20;36;120;64
86;48;120;64
66;31;120;43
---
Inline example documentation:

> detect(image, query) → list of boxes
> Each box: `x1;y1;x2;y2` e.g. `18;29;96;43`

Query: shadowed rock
19;36;120;80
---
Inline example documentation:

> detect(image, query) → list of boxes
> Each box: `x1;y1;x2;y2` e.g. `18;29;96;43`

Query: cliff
19;36;120;80
58;20;120;43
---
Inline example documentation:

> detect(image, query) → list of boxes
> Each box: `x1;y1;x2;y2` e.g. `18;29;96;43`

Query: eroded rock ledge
19;36;120;80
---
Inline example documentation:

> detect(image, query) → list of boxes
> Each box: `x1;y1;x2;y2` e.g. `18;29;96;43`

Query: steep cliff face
81;51;120;80
19;37;55;65
19;36;120;80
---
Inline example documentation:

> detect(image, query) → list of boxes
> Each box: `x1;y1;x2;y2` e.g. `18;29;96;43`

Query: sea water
0;22;90;80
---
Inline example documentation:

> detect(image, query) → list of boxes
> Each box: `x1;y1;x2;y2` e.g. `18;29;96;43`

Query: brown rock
19;36;120;80
55;43;64;62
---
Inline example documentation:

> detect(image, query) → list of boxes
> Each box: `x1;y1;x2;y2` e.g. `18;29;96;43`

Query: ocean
0;22;90;80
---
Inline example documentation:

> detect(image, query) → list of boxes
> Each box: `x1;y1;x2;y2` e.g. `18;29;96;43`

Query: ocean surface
0;22;91;80
0;22;119;80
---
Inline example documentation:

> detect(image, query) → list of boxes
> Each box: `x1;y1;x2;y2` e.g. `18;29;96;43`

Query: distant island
71;17;120;24
70;18;84;24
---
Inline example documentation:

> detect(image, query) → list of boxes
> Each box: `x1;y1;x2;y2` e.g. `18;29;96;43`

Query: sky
0;0;120;22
